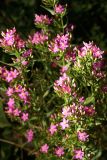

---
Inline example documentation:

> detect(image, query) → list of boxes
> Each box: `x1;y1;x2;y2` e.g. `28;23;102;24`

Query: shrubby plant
0;0;107;159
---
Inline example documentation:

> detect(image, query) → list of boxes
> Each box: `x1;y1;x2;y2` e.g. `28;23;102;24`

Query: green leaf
9;51;20;58
41;5;55;15
92;149;102;160
84;96;95;105
43;90;50;98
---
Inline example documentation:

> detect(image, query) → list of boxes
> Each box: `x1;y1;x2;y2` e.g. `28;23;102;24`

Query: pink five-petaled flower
60;118;69;130
13;108;21;116
18;89;29;102
26;129;34;142
49;124;58;135
7;98;15;108
6;87;14;96
73;149;84;160
6;98;15;114
54;4;65;14
62;106;71;118
55;147;64;157
40;144;49;153
21;113;29;122
6;69;19;82
77;131;89;142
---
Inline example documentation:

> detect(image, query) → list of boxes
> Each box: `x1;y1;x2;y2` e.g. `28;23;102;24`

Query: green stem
0;61;13;66
61;15;64;33
0;138;36;155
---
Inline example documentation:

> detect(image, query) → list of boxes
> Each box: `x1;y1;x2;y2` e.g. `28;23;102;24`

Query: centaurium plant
0;0;107;159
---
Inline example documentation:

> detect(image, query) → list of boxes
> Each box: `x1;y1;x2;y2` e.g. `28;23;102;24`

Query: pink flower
78;42;104;59
34;14;51;25
49;34;69;53
6;87;14;96
0;28;16;46
60;118;69;130
40;144;49;153
65;50;76;62
21;113;29;122
0;28;25;49
29;31;48;45
18;89;29;102
7;98;15;108
15;34;25;49
54;73;71;94
60;66;68;74
70;103;76;114
10;69;19;78
55;4;65;14
73;149;84;160
13;108;21;116
92;61;104;71
6;71;13;82
6;107;14;114
83;106;95;116
62;106;71;118
22;49;32;58
92;45;103;59
78;42;92;57
55;147;64;157
26;129;34;142
22;60;28;66
102;85;107;93
79;97;84;103
49;124;58;135
6;69;19;82
0;67;8;79
6;98;15;114
14;85;23;93
77;131;89;142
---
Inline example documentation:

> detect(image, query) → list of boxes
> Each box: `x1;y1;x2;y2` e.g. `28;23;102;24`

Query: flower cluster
0;27;25;49
26;129;34;142
0;67;19;82
34;14;51;25
54;73;71;95
29;31;48;45
49;34;69;53
5;84;30;122
54;4;65;14
78;42;104;58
